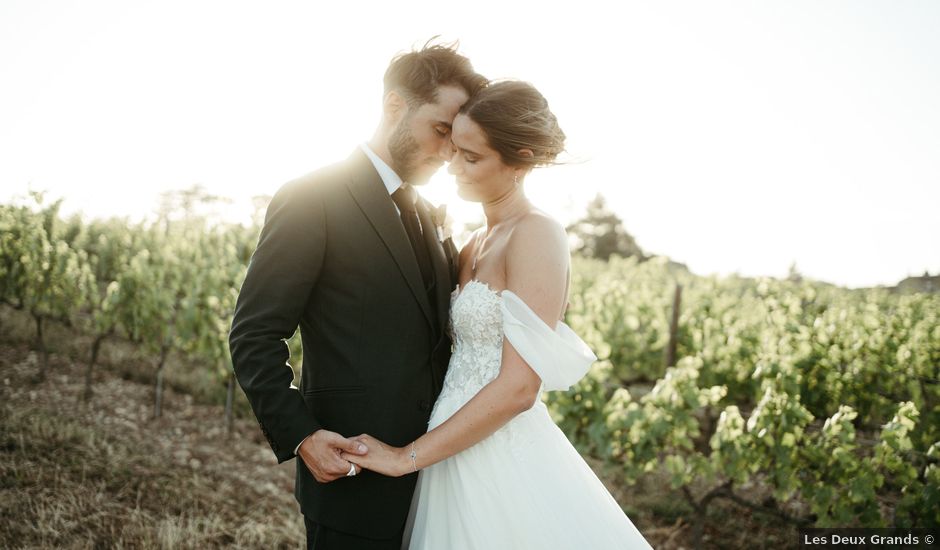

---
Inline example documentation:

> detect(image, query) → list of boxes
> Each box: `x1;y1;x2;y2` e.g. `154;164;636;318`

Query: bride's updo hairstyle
458;80;566;169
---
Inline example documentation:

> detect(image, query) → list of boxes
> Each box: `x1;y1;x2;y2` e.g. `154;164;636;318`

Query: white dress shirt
360;143;403;196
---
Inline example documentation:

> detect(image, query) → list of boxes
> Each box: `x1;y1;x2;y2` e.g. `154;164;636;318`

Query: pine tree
567;194;644;261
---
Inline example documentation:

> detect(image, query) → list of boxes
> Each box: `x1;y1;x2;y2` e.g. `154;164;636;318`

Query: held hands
340;434;412;478
298;429;369;483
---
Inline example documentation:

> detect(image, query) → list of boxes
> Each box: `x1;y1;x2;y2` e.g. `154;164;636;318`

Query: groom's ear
383;90;408;125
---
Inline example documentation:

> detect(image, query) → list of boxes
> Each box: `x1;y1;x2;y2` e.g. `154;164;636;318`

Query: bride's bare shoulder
505;210;569;282
503;210;569;321
508;210;568;253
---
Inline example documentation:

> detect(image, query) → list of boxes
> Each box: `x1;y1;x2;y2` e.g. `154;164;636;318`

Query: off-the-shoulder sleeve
501;290;597;391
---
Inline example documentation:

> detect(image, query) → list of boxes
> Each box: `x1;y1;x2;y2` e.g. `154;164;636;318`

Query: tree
567;194;644;261
787;262;803;283
155;184;232;229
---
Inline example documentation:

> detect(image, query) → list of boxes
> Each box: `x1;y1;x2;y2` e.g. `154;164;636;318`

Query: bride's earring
513;173;519;186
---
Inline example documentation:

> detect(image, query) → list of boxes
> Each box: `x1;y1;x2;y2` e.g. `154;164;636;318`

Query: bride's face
448;114;520;203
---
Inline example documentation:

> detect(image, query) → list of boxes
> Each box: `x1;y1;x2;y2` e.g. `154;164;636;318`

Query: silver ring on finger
346;462;357;477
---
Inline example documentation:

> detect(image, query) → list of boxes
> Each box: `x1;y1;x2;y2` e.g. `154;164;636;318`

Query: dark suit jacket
229;148;457;538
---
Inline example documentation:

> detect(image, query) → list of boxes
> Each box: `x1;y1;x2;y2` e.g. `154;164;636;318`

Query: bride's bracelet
410;441;418;472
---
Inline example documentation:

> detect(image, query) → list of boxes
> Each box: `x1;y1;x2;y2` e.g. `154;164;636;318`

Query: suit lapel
417;200;452;336
344;150;433;328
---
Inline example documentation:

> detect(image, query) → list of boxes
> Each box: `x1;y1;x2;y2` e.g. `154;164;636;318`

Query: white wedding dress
403;280;652;550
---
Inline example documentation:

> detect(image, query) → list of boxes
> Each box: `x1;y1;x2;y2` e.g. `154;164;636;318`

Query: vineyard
1;191;937;546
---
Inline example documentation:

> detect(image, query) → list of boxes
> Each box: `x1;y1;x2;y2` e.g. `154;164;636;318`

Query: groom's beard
388;118;440;185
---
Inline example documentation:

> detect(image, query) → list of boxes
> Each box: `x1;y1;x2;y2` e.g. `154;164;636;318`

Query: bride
342;81;652;549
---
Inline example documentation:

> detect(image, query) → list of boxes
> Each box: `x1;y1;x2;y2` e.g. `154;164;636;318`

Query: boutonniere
430;204;453;242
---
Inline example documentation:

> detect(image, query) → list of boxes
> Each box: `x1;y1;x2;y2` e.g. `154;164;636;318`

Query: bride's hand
340;434;412;478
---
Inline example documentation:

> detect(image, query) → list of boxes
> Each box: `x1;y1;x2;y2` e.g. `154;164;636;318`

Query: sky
1;0;938;288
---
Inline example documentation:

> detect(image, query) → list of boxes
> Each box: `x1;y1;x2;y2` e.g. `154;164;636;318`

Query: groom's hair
383;38;487;108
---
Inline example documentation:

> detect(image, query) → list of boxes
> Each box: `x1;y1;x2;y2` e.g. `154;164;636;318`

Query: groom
229;42;486;549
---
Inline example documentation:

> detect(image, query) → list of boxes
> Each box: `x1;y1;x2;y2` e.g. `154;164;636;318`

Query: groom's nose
436;138;453;162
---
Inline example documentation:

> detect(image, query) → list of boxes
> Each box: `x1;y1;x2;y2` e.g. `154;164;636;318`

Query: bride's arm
344;213;570;476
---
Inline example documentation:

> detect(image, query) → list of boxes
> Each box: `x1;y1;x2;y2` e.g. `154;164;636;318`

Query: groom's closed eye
434;123;452;138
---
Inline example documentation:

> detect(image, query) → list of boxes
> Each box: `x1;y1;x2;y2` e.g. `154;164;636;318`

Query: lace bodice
437;280;504;407
429;279;596;431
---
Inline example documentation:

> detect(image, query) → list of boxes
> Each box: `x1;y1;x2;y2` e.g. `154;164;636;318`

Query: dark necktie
391;185;433;288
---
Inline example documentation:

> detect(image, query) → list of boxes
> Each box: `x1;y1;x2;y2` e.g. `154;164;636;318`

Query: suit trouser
304;516;405;550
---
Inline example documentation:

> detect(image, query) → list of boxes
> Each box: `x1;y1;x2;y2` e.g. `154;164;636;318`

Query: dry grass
587;456;800;549
0;340;303;549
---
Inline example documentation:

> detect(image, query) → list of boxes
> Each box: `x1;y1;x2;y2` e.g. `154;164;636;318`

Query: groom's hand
298;429;369;483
